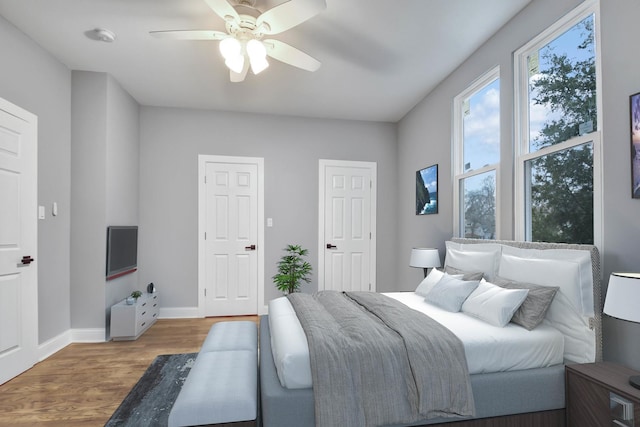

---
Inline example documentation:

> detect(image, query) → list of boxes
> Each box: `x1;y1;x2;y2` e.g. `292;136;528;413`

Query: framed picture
416;164;438;215
630;92;640;198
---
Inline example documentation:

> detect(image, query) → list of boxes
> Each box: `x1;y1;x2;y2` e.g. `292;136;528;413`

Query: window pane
462;171;496;239
528;14;596;152
526;143;593;244
463;78;500;171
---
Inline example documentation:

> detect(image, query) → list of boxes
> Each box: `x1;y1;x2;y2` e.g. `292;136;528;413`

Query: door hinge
204;175;207;184
369;232;372;239
204;232;207;240
369;283;371;291
204;288;207;297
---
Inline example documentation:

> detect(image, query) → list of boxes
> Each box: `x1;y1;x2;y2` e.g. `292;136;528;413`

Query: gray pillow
444;265;484;281
493;275;559;330
425;274;480;312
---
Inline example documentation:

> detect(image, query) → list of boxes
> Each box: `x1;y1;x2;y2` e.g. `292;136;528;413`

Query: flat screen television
106;226;138;280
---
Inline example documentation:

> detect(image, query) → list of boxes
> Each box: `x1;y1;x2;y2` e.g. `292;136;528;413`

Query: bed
259;238;602;427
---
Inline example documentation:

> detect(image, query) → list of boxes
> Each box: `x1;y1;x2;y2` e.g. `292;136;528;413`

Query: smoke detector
87;28;116;43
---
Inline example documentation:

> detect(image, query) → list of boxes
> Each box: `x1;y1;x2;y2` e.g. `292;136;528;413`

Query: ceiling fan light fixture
249;55;269;74
225;54;245;73
247;39;269;74
219;37;241;60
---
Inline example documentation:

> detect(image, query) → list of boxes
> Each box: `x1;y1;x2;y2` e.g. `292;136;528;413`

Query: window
515;1;601;246
453;67;500;239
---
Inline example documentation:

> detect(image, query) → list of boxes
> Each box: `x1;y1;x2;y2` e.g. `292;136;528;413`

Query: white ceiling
0;0;531;122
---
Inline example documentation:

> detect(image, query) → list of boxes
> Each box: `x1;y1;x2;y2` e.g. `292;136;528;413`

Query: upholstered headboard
450;238;602;362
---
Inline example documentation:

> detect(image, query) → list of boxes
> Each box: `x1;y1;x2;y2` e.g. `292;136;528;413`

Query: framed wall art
630;92;640;198
416;164;438;215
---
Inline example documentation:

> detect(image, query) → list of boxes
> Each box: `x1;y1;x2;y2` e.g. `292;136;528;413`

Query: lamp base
630;375;640;390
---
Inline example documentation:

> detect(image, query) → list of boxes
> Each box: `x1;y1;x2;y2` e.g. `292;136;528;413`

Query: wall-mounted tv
106;226;138;280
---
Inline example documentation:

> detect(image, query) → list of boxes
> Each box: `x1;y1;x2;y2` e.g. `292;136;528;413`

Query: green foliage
529;16;595;244
273;245;312;294
464;175;496;239
130;290;142;299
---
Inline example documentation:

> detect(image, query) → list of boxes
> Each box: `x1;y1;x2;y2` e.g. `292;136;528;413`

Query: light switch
267;218;273;227
38;206;45;220
52;202;58;216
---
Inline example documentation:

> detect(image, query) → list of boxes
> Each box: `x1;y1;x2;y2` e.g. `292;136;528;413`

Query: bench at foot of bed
168;321;258;427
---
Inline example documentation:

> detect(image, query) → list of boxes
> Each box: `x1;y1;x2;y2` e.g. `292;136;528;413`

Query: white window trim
513;0;603;248
452;66;501;238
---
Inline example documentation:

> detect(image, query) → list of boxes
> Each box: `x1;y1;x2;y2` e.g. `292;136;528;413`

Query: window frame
452;66;501;239
514;0;603;248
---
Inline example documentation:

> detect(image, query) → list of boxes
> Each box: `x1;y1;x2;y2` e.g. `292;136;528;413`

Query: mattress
268;292;565;389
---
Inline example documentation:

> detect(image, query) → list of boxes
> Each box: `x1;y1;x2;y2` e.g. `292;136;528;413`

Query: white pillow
542;291;595;363
461;279;529;327
445;241;501;281
498;246;594;317
425;274;479;312
415;269;462;297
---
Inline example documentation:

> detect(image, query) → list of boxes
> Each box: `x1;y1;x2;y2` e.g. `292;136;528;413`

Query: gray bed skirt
259;315;566;427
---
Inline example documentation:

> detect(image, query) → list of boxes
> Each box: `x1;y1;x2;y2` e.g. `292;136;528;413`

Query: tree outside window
519;11;598;245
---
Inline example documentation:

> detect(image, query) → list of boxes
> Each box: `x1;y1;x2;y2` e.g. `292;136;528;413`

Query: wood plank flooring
0;316;258;427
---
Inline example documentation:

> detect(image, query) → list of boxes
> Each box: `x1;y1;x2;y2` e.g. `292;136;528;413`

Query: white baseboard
70;328;106;343
159;307;200;319
38;330;72;362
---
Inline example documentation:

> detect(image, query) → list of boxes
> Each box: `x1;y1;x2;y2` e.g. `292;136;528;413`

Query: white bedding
268;292;565;390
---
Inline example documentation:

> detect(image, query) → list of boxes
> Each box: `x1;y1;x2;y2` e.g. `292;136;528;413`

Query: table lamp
409;248;441;278
603;272;640;390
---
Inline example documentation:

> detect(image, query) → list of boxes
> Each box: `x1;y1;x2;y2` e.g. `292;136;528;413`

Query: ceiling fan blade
230;59;250;82
264;39;321;72
203;0;239;23
149;30;228;40
257;0;326;35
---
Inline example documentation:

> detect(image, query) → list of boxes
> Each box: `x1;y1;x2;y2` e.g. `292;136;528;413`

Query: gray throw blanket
288;291;475;427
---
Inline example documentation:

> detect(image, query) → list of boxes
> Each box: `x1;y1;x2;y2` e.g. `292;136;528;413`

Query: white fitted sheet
268;292;565;389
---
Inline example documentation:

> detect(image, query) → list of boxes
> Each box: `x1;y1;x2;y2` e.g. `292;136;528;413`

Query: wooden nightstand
566;362;640;427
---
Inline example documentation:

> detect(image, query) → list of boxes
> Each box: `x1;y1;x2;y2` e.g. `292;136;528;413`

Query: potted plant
126;290;142;305
273;244;312;294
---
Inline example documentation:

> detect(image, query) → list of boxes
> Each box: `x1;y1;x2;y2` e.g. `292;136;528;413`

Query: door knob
17;256;35;267
245;244;257;251
326;244;337;249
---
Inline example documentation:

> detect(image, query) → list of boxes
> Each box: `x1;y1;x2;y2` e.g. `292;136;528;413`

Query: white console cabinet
110;292;159;341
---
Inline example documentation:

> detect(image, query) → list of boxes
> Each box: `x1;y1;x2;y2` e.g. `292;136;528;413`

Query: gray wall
398;0;640;370
104;74;141;329
71;71;140;332
70;71;108;329
0;15;72;344
138;107;398;308
599;0;640;369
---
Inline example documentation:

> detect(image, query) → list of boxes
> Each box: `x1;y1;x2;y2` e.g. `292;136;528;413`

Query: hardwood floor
0;317;258;427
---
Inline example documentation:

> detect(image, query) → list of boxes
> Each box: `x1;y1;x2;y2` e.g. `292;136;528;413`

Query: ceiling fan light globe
250;56;269;75
219;37;241;59
225;55;245;73
246;39;266;59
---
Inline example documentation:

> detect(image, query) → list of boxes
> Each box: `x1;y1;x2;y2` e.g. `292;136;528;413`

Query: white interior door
0;98;38;385
319;160;376;292
200;157;263;316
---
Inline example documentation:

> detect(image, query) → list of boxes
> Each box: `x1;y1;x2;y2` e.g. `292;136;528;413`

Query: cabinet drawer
566;363;640;427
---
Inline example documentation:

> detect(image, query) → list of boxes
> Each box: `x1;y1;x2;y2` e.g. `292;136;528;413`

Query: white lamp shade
603;273;640;323
409;248;441;269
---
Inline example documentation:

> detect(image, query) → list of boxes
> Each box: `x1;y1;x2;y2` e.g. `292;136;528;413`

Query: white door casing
318;160;376;292
0;98;38;385
198;155;264;316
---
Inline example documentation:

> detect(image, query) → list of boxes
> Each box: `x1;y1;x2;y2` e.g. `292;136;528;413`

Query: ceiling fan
150;0;326;82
